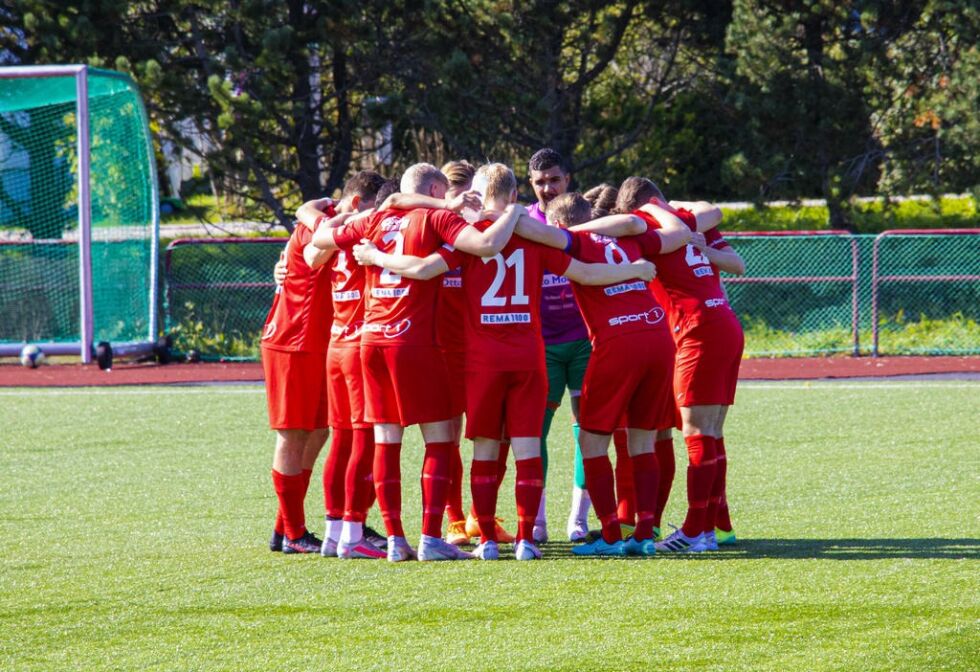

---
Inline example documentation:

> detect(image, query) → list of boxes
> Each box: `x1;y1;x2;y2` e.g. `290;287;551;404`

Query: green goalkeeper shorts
545;338;592;406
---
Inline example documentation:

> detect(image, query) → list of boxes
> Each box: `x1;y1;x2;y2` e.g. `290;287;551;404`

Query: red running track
1;356;978;387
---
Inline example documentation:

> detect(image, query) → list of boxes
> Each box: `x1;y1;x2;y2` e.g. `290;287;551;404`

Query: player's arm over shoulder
515;213;571;250
563;257;655;285
352;239;450;280
693;229;745;275
451;204;523;257
668;200;722;232
569;214;645;237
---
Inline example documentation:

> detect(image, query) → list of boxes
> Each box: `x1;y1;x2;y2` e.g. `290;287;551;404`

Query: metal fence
162;230;979;360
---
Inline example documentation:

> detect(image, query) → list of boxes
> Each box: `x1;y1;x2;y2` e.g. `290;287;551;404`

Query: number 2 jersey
438;221;572;371
635;208;740;338
331;207;469;347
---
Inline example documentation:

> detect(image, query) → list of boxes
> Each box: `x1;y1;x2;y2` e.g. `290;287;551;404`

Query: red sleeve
675;207;698;232
538;243;572;277
567;230;586;258
631;228;663;257
331;216;371;249
705;227;730;250
436;244;463;269
429;209;469;246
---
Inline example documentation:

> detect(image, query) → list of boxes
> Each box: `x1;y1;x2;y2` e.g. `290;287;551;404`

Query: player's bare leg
272;429;323;553
657;405;722;552
272;427;326;551
572;430;626;557
623;428;658;556
417;421;473;561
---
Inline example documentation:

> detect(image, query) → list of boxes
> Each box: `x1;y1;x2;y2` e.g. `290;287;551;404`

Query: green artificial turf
1;381;977;671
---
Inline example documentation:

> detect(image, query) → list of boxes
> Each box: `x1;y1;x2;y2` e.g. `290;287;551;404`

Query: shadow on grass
536;538;979;561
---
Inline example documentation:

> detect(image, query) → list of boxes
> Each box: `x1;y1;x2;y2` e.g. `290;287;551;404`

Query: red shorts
464;368;548;440
361;344;452;426
327;345;368;430
579;329;675;435
673;316;744;407
261;346;329;431
442;348;466;418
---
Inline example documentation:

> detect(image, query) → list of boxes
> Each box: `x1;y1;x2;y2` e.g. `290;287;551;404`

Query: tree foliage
2;0;976;230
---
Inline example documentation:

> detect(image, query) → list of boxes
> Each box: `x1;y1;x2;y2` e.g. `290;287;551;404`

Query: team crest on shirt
262;322;277;339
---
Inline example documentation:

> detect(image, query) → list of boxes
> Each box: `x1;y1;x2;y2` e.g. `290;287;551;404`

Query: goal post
0;65;159;363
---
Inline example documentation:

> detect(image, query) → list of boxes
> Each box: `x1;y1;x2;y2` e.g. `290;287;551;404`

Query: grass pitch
0;381;977;671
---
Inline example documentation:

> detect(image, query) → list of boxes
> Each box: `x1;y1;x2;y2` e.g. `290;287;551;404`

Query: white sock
339;520;362;546
325;517;343;544
569;486;591;522
535;491;547;525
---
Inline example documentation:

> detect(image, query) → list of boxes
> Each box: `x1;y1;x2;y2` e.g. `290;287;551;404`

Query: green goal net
0;65;158;361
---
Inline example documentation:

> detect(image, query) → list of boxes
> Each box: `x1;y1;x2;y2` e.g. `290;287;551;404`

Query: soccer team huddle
263;148;746;562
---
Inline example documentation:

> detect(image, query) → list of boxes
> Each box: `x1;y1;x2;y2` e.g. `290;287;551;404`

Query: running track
1;356;978;387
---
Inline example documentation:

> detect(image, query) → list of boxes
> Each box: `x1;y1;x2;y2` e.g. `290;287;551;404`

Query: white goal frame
0;65;160;363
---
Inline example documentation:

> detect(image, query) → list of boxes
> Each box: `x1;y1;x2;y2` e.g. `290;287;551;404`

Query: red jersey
261;218;335;353
566;229;668;346
439;220;571;371
636;208;735;334
436;265;466;353
328;245;369;348
333;207;469;347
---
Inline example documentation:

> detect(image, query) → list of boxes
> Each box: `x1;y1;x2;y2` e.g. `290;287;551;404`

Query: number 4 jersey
438;221;572;372
635;208;738;337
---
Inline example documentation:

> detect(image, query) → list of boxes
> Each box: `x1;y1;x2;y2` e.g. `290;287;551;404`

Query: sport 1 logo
481;249;530;307
383;319;412;338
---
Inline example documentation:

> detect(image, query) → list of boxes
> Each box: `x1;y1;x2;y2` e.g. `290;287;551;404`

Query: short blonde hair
400;162;449;195
545;192;592;227
475;163;517;203
440;160;476;190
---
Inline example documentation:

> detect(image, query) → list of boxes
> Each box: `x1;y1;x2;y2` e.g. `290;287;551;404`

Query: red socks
630;452;659;541
343;428;375;523
514;457;544;542
582;454;621;543
323;429;353;519
470;459;499;542
654;437;675;527
681;435;717;538
374;442;404;537
445;443;466;523
271;469;307;540
421;441;453;538
713;437;732;532
613;429;636;526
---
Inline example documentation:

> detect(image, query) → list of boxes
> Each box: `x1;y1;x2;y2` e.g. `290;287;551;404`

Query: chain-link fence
163;231;979;360
163;238;284;360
